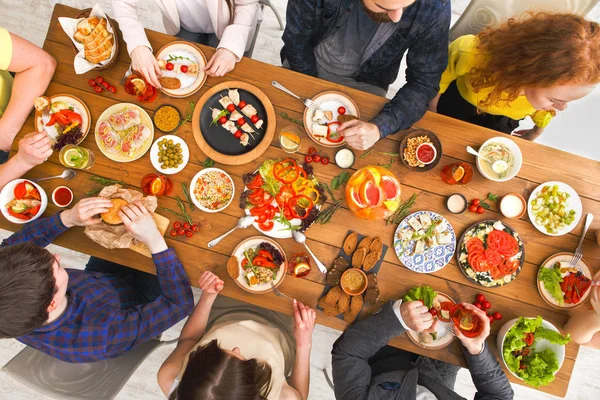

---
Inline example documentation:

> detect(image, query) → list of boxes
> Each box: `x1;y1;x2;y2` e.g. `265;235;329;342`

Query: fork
440;324;456;338
120;65;133;86
569;213;594;269
270;281;293;301
271;80;322;113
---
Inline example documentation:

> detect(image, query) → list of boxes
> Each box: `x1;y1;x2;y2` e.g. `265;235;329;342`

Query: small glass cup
289;253;311;278
279;125;302;153
59;145;95;170
441;162;473;185
450;304;484;338
124;73;158;103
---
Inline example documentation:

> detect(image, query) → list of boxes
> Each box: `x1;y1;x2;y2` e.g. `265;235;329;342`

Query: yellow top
0;27;14;118
439;35;553;128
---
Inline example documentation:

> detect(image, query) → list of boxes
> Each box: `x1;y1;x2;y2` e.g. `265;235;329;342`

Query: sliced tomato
256;213;269;223
54;111;70;126
241;258;249;268
28;205;41;216
252;255;270;265
249;203;270;216
484;248;503;267
13;182;28;200
489;265;504;280
248;188;264;200
468;252;490;272
498;258;519;275
261;260;278;269
275;185;296;207
248;174;263;190
257;249;274;261
45;114;58;127
466;238;484;253
487;230;519;257
523;332;535;346
258;220;274;231
66;111;83;125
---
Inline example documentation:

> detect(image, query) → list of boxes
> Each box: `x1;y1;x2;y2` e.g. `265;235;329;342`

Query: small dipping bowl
500;193;526;219
340;268;368;296
52;186;74;208
335;148;355;169
446;193;467;214
153;104;182;134
416;142;437;165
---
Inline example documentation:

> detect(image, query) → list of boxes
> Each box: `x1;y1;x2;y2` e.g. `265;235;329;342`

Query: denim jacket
281;0;451;137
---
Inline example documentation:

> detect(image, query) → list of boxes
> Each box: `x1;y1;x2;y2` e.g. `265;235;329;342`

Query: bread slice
352;248;367;268
343;232;358;255
34;96;51;112
227;256;239;279
74;18;107;45
76;16;100;36
363;251;381;272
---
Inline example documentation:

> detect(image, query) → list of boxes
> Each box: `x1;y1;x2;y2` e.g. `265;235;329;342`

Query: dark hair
169;339;273;400
0;243;56;338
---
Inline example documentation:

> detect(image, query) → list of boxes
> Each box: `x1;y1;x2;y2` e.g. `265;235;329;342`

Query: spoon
466;146;508;174
291;230;328;274
208;216;255;248
33;169;76;183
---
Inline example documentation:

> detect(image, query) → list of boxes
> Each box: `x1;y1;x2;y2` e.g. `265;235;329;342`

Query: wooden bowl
71;8;119;71
340;268;368;296
399;128;443;171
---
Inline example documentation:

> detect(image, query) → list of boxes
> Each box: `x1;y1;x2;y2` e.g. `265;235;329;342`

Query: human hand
15;131;53;167
338;120;380;150
293;299;316;349
60;197;113;228
198;271;224;297
454;303;491;355
400;301;435;332
118;201;167;253
204;48;238;77
428;94;440;112
131;46;162;88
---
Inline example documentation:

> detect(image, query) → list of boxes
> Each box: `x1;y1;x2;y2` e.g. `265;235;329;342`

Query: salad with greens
502;316;570;387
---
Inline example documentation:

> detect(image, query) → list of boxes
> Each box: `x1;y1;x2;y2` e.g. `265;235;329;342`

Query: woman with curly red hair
429;12;600;140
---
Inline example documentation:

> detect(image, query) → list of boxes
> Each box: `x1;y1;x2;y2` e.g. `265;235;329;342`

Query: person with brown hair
158;271;316;400
429;12;600;141
0;199;194;363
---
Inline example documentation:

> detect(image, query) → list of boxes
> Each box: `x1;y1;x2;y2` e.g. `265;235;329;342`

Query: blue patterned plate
393;211;456;273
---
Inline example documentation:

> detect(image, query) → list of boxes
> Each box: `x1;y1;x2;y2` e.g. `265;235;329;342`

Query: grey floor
0;0;599;399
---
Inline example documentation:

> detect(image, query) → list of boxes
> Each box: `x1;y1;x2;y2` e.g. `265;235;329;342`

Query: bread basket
70;8;120;70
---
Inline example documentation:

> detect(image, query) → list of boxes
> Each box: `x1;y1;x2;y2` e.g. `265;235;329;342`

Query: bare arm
0;33;55;151
565;281;600;347
284;300;316;400
0;131;53;190
512;125;545;141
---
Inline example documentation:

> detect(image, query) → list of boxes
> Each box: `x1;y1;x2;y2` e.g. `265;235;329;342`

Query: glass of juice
289;253;311;277
59;145;95;170
441;162;473;185
450;304;484;338
124;74;158;103
279;125;302;153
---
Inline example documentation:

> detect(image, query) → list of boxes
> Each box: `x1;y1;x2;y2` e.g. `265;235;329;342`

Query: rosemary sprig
385;194;418;225
166;54;194;63
278;112;304;127
378;155;399;169
85;176;126;195
182;183;195;212
359;148;374;159
181;101;195;126
315;200;342;225
378;152;400;157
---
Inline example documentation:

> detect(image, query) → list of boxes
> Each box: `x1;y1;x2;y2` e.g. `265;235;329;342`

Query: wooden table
4;4;600;397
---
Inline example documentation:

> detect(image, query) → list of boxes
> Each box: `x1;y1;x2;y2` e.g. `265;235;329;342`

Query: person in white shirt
112;0;260;88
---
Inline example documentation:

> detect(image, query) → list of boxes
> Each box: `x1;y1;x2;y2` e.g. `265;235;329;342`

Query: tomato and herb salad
240;242;285;286
538;261;592;306
240;159;326;233
458;221;524;287
4;180;43;221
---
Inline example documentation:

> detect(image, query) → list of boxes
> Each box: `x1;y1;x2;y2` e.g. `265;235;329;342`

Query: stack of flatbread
74;17;113;64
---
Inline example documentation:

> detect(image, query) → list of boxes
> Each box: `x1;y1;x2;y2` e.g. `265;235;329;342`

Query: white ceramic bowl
0;179;48;224
416;142;437;165
476;136;523;182
497;317;566;382
527;181;582;236
150;135;190;175
51;186;74;208
189;168;235;213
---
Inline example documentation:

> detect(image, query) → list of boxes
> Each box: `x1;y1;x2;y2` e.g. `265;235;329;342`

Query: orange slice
281;131;300;144
453;166;465;182
131;78;147;96
459;316;475;331
293;262;311;277
150;177;163;195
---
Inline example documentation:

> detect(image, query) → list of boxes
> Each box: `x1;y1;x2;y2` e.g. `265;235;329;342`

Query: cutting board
129;213;171;257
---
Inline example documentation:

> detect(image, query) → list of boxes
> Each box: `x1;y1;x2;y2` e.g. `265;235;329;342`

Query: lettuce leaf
539;265;564;305
403;286;438;309
520;349;560;387
535;327;571;345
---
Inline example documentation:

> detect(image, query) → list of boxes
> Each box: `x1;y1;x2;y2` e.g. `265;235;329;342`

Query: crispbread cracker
343;232;358;255
352;248;367;268
363;251;381;272
368;237;383;254
226;256;239;279
357;236;372;250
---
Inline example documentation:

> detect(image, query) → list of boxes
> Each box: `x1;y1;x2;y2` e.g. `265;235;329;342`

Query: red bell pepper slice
326;122;344;143
45;113;58;127
13;182;28;200
257;249;274;262
249;203;270;216
7;208;31;220
275;185;296;207
28;205;41;216
258;220;274;231
288;195;314;220
256;213;269;223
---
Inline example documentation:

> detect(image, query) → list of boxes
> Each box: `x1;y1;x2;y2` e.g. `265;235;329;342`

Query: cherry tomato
250;115;259;123
519;364;527;370
493;312;502;321
166;62;175;71
177;229;185;235
308;147;317;155
321;156;329;165
313;154;321;163
218;116;228;125
468;205;478;213
94;86;103;93
186;231;193;238
305;155;313;163
174;222;182;229
471;199;480;206
88;79;97;87
180;65;189;73
476;294;486;303
227;104;236;112
482;300;491;310
474;302;483;310
428;308;438;316
488;315;495;323
477;206;485;214
191;225;199;232
95;76;104;83
338;106;346;115
170;229;178;236
183;222;191;229
238;100;247;108
107;86;116;94
101;81;109;88
234;130;243;139
237;117;246;126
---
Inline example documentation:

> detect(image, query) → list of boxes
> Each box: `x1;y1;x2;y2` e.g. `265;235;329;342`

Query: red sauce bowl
52;186;74;208
416;143;437;165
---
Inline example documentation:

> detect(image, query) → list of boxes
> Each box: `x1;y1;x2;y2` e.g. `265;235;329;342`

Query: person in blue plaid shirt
0;198;194;363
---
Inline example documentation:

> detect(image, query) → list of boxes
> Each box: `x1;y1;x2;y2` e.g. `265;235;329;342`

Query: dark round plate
399;128;443;171
198;89;268;156
456;220;525;288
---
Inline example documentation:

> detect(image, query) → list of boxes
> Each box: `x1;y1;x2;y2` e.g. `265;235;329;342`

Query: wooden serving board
129;213;170;257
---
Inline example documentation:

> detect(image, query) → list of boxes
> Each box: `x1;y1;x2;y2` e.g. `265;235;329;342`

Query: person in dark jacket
281;0;451;150
332;300;514;399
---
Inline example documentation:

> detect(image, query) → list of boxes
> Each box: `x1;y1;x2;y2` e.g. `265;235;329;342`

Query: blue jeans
0;150;8;164
176;27;219;48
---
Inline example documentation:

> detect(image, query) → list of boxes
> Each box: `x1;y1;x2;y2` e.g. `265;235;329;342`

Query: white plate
231;236;287;294
527;181;582;236
537;252;592;309
406;292;456;349
393;211;456;273
189;168;235;213
0;179;47;224
303;91;360;148
155;41;207;98
475;136;522;182
35;94;91;142
149;135;189;175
